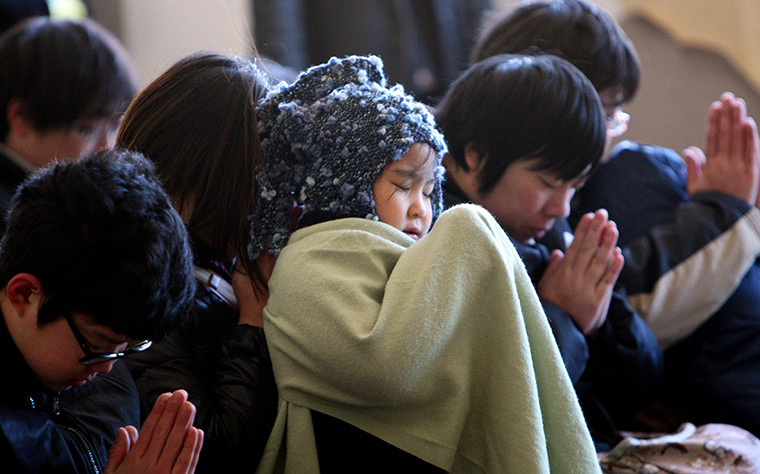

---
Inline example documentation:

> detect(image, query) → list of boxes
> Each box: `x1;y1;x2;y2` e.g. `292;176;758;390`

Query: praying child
249;55;601;474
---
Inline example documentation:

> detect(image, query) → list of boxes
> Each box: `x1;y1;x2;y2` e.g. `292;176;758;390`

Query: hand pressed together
105;389;203;474
537;209;624;336
684;92;760;207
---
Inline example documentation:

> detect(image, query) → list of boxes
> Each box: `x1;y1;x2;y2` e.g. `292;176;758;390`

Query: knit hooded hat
249;55;447;258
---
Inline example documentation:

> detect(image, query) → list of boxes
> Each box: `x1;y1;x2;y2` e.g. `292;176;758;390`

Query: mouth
404;229;421;240
70;375;96;387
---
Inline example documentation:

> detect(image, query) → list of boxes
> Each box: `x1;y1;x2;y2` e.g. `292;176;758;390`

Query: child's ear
464;143;485;173
5;273;44;319
6;98;33;138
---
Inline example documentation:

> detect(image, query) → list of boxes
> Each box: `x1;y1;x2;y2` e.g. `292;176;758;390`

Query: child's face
372;143;437;241
477;158;589;243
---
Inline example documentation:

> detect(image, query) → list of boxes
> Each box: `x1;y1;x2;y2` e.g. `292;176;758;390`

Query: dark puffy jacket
126;237;278;472
0;322;139;474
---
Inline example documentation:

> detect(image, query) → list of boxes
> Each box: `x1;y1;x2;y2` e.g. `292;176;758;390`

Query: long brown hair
117;52;265;277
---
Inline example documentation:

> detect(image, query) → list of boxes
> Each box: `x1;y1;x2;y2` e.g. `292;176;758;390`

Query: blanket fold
257;204;599;473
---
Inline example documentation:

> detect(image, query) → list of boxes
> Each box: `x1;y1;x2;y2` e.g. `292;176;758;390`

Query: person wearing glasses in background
471;0;760;450
0;149;204;473
0;16;138;237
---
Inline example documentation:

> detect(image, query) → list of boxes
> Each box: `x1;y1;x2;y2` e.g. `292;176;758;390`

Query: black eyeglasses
63;312;152;366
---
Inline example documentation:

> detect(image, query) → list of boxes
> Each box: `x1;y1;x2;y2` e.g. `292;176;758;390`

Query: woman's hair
116;52;267;276
471;0;640;103
435;54;606;194
0;16;138;141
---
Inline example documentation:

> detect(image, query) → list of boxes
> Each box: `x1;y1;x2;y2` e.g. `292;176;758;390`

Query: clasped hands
537;209;624;336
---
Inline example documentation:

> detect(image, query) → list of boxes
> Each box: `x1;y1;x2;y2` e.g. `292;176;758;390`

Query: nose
90;359;117;375
545;186;573;219
92;127;115;152
409;191;428;219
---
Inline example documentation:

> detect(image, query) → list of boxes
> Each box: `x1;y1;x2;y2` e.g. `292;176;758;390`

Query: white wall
118;0;252;85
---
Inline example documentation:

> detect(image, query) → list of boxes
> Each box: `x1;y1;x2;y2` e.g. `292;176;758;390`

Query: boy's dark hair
0;17;138;142
116;52;265;277
435;54;606;194
0;149;195;340
471;0;640;104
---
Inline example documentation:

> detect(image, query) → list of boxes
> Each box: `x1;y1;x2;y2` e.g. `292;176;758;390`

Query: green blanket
257;204;600;473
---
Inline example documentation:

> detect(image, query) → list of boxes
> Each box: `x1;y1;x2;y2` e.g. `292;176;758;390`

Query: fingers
588;221;619;282
189;429;204;474
156;401;196;472
565;209;608;268
732;97;748;159
131;391;173;457
683;146;706;194
604;247;625;285
104;427;130;474
171;428;204;474
143;390;192;464
125;425;139;446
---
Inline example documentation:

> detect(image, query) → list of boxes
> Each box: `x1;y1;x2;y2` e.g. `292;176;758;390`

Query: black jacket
0;320;140;473
126;236;278;472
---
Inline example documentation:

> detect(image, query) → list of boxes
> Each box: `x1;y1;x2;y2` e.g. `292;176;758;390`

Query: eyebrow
89;328;129;346
389;167;436;181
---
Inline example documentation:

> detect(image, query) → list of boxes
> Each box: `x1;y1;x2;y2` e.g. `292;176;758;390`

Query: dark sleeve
542;300;588;386
573;141;689;248
126;287;278;470
584;291;664;423
573;141;760;349
195;325;278;472
621;191;760;347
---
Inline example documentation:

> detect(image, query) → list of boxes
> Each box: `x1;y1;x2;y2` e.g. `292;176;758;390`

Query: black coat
0;322;140;473
126;237;278;472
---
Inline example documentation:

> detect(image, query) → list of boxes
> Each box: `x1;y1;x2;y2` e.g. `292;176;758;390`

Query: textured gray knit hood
249;55;447;258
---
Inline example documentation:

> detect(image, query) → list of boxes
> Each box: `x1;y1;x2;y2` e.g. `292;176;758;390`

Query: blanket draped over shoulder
257;204;600;473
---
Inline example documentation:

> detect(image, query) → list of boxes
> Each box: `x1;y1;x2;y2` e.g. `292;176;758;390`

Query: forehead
523;157;592;183
387;143;438;174
598;86;624;108
76;313;130;345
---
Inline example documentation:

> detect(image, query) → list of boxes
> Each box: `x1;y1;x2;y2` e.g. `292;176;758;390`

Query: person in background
436;53;663;451
471;0;760;450
0;148;202;473
253;0;491;104
0;16;138;235
118;52;278;472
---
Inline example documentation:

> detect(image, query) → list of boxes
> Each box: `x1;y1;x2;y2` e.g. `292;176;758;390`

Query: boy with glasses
0;149;203;473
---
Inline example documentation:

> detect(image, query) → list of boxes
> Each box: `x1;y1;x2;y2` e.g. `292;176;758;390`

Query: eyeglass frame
62;311;152;366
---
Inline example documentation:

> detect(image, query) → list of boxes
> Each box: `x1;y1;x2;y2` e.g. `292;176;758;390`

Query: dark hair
0;17;138;142
471;0;640;103
435;54;606;194
0;149;195;340
116;52;266;277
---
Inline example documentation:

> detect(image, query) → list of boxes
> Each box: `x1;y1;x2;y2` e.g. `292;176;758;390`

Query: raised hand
684;92;760;206
105;390;203;474
537;209;624;335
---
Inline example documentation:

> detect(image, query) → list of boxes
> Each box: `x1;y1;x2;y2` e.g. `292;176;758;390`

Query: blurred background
19;0;760;156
